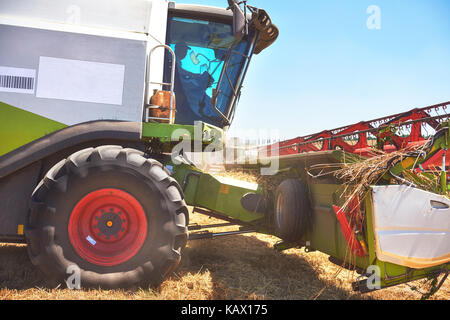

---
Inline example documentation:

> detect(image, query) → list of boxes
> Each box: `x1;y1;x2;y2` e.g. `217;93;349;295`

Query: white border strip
0;15;150;41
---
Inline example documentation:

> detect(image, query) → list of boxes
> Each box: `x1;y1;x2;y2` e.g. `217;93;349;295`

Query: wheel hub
94;209;127;241
68;188;148;267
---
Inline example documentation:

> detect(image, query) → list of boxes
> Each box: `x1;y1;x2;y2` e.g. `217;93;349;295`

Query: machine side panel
0;24;147;127
0;0;162;34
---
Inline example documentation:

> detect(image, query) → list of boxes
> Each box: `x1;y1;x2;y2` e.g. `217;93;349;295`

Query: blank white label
0;66;36;94
86;235;96;246
36;56;125;105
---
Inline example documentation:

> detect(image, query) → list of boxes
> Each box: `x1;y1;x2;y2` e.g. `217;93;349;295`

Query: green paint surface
0;101;66;156
142;122;196;143
171;163;264;223
142;121;224;144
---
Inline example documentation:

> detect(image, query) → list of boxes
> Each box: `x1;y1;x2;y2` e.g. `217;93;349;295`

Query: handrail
144;44;176;124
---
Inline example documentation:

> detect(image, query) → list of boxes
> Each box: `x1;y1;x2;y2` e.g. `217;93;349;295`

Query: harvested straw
213;169;259;184
332;143;432;213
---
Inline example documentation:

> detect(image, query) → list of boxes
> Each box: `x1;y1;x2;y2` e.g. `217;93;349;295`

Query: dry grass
331;144;444;211
0;211;448;300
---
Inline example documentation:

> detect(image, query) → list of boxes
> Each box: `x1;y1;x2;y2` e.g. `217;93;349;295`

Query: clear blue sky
179;0;450;140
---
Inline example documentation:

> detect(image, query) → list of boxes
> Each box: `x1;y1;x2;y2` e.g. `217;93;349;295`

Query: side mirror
228;0;247;41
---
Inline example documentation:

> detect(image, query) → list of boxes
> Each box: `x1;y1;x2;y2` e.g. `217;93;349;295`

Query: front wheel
25;145;188;289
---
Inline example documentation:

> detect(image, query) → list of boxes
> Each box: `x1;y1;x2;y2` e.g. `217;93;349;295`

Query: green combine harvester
0;0;448;293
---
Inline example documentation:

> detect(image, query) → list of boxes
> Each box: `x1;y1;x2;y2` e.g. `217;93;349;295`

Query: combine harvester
0;0;448;295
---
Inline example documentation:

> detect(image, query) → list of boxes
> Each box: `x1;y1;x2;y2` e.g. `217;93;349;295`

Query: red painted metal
416;149;450;172
259;102;449;167
332;198;366;257
68;188;148;267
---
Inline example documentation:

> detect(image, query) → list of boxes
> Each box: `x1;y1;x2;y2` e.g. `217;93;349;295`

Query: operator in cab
173;42;217;126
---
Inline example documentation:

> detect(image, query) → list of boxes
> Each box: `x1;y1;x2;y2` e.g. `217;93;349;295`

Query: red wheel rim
68;188;148;266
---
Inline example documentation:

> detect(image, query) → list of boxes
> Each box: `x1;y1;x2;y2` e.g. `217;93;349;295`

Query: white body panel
36;57;126;106
0;0;155;34
371;185;450;269
0;0;168;125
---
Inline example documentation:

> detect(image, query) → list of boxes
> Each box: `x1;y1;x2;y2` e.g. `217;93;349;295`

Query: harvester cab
155;1;277;129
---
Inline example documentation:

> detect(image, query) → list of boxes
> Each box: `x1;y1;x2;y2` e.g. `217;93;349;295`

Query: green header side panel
0;102;66;156
171;163;264;223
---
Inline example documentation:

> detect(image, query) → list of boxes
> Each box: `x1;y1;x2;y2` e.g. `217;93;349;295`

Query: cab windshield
164;15;255;128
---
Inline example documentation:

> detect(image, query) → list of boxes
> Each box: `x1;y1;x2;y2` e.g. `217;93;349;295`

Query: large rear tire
25;145;188;289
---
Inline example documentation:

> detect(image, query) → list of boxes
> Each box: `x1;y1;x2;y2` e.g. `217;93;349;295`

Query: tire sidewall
42;164;174;274
26;145;190;289
274;179;311;241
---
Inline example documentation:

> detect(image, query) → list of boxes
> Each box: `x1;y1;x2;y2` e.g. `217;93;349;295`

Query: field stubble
0;211;448;300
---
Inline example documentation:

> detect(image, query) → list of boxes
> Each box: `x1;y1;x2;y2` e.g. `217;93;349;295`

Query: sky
179;0;450;140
